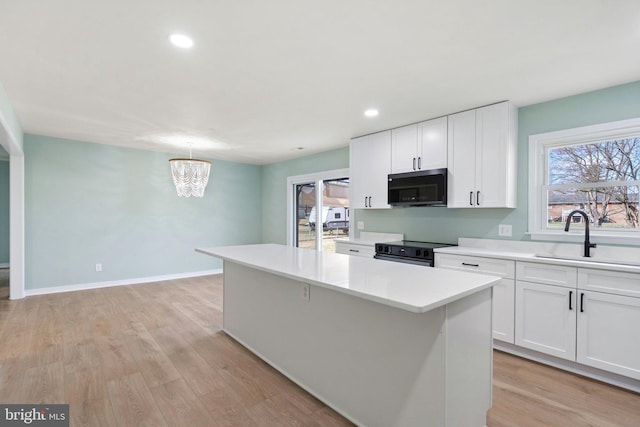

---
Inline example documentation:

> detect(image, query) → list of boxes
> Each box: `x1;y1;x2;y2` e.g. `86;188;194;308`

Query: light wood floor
1;274;639;427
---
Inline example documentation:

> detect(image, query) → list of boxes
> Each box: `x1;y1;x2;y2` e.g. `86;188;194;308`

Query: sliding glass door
287;169;349;253
295;182;316;249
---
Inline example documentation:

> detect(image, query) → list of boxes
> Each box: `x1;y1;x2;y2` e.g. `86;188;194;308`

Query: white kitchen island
196;244;500;427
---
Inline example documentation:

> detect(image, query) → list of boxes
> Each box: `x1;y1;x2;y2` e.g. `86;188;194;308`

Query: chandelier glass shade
169;157;211;198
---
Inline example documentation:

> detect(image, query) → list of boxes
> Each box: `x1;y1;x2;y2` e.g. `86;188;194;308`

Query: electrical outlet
302;283;310;301
95;263;102;272
498;224;512;237
357;221;365;230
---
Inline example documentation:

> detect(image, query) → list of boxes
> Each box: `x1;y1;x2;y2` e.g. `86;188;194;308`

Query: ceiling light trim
169;34;194;49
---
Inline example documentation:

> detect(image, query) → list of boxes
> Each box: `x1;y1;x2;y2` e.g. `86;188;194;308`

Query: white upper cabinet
391;117;447;174
391;124;418;173
418;116;448;171
447;101;517;208
349;130;392;209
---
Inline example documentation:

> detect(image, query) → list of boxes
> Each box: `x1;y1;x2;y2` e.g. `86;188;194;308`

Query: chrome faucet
564;210;597;257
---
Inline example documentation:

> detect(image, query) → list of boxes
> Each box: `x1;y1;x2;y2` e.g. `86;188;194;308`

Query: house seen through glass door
294;178;349;253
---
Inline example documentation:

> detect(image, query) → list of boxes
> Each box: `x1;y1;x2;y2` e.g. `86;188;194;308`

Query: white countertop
196;244;500;313
435;245;640;273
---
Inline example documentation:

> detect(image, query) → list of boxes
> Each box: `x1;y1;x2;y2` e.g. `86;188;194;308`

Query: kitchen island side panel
445;287;493;426
222;260;492;427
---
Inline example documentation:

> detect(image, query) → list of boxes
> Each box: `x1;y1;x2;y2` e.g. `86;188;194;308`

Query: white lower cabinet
435;253;515;343
335;241;375;258
437;254;640;383
515;280;576;361
515;263;640;380
577;290;640;380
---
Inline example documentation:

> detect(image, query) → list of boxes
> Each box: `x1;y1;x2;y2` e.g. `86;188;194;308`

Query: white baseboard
24;268;223;297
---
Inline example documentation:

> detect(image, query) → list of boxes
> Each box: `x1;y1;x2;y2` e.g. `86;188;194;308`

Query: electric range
374;240;456;267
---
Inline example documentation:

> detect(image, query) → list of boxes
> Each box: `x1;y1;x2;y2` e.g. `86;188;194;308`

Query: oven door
373;253;433;267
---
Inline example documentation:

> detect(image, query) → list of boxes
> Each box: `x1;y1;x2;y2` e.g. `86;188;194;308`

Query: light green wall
261;147;349;244
0;160;8;264
24;134;262;290
262;81;640;246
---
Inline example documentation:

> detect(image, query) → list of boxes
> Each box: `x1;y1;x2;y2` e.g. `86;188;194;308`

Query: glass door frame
286;168;349;251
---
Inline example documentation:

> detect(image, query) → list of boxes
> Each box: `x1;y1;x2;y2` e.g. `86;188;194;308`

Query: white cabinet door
447;101;516;208
418;116;448;170
476;102;516;208
493;278;515;343
349;135;369;209
391;124;418;173
391;118;448;174
447;109;477;207
515;281;576;361
349;131;391;209
577;291;640;380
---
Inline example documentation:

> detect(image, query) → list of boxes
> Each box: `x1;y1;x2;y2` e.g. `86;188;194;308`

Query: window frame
528;117;640;245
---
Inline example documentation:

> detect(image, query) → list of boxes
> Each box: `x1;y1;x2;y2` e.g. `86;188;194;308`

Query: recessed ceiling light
364;109;379;117
170;34;194;49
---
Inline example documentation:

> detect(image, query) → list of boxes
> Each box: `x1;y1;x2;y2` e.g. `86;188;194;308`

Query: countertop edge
434;246;640;272
196;246;500;313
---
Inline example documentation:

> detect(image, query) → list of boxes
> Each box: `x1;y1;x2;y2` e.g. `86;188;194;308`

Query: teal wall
261;147;349;244
24;134;262;290
261;81;640;246
0;161;8;264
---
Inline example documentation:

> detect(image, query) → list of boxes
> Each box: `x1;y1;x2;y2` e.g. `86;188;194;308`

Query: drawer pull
569;291;573;310
462;262;479;267
349;249;360;253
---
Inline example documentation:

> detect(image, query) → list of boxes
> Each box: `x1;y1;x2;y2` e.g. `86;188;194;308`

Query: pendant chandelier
169;145;211;198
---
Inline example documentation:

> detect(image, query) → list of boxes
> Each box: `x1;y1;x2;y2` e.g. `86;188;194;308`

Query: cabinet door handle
368;196;372;207
569;291;573;310
413;157;416;170
476;191;480;206
580;292;585;312
462;262;479;267
349;249;360;253
418;157;421;170
364;196;368;208
469;191;474;206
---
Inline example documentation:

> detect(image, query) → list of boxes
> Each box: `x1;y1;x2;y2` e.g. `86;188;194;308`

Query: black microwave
388;168;447;207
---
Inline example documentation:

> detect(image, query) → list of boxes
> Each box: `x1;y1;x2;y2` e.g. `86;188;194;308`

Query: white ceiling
1;1;639;165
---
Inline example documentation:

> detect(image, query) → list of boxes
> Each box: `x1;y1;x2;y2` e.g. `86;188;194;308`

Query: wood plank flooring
1;273;639;426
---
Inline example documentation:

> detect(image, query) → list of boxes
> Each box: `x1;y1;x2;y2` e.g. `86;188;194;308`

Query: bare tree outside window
548;138;640;230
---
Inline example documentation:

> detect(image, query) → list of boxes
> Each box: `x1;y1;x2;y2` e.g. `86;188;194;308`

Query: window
529;117;640;244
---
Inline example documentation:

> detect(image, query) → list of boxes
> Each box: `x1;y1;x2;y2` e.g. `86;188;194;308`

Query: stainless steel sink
534;254;640;267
